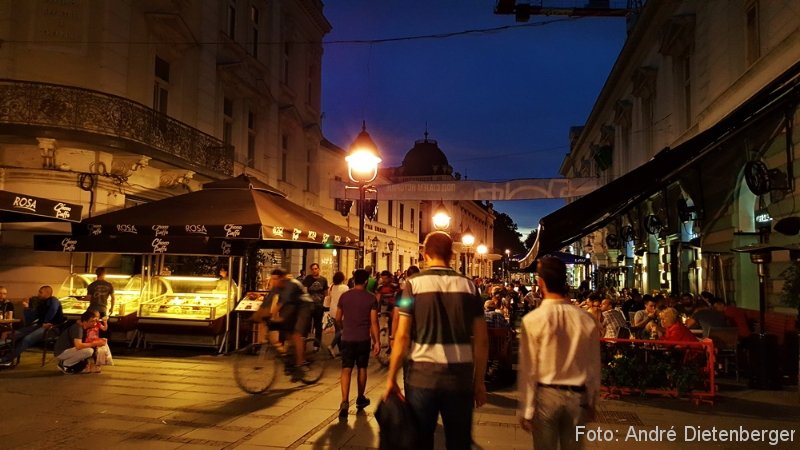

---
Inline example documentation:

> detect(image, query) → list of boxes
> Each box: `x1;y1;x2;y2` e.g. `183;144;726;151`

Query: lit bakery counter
136;276;237;349
57;274;143;342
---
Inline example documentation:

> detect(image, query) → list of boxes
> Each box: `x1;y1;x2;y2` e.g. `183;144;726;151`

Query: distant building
382;132;496;276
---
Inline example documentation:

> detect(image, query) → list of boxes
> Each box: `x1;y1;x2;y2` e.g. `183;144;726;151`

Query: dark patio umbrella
74;174;358;248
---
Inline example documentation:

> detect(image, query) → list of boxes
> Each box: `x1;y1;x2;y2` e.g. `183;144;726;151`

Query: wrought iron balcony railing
0;79;233;176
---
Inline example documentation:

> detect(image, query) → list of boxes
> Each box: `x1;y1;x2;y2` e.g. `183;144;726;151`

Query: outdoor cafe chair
706;326;740;382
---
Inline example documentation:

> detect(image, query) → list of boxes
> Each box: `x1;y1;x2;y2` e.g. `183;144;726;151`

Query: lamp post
432;201;451;231
461;228;474;276
504;249;511;284
346;122;381;269
370;236;379;268
477;244;488;278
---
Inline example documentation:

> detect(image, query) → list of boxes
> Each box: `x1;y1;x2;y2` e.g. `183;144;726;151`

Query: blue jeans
405;385;473;450
11;325;46;360
532;386;592;450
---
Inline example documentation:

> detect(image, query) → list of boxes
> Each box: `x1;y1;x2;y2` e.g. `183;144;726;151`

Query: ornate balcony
0;79;233;176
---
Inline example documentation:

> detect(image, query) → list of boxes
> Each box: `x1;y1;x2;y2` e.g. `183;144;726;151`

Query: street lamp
476;244;488;278
461;227;474;276
346;122;381;269
504;249;511;283
432;201;451;230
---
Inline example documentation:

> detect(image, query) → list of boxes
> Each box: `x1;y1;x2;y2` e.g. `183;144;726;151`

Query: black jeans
311;303;324;344
405;385;474;450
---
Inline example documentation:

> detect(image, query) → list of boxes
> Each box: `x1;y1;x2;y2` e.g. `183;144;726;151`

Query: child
85;315;113;370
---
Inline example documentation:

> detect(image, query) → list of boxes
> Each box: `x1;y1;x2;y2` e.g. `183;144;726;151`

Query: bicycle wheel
376;326;391;367
233;343;278;394
298;337;328;384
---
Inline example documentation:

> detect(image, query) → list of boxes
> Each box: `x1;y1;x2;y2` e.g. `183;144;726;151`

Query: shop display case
58;274;143;317
137;276;237;348
57;273;144;342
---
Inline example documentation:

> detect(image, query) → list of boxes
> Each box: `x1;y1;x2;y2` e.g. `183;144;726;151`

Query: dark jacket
24;296;64;325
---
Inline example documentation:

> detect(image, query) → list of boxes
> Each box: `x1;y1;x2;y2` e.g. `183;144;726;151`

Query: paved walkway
1;346;799;449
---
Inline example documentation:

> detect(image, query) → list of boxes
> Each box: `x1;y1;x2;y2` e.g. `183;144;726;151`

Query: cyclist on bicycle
258;268;314;381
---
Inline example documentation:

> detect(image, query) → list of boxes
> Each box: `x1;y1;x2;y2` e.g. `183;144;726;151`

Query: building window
153;56;169;114
305;147;312;191
746;1;760;66
249;5;259;58
247;110;256;168
226;0;236;38
411;208;416;233
307;64;316;105
280;134;289;182
680;54;692;130
223;97;233;147
283;42;291;85
388;200;393;226
642;96;654;158
400;204;405;230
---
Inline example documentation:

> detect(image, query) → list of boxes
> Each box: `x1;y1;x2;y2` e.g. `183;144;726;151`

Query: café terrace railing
600;337;717;405
0;79;233;176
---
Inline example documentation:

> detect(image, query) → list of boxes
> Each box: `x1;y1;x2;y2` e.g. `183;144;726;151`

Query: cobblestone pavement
1;345;799;450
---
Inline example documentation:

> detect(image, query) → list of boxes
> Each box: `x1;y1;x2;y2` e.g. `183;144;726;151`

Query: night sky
321;0;627;237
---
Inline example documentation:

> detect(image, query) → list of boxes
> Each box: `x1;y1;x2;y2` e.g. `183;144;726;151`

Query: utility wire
1;17;582;46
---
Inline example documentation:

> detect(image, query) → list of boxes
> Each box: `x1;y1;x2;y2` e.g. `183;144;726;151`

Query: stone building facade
554;0;800;310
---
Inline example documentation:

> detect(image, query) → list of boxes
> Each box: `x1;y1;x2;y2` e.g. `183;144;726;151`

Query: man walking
86;267;115;317
384;231;488;450
302;263;329;350
336;269;380;419
518;256;600;450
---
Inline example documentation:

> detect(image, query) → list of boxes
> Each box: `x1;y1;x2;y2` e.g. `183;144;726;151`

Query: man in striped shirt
383;231;489;450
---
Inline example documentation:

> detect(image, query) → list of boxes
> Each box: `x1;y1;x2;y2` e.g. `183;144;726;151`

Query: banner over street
330;178;599;201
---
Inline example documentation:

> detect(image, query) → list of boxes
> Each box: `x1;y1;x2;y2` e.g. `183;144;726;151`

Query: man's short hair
81;308;99;322
536;256;568;295
484;300;496;311
380;270;392;278
270;268;287;277
423;231;453;262
310;263;320;270
710;297;726;306
95;267;106;276
353;269;369;286
364;265;373;275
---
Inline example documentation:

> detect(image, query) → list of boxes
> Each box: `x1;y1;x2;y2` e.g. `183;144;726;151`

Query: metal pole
358;185;366;269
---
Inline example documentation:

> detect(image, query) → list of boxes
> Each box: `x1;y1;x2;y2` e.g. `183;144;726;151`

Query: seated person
646;307;698;343
631;297;659;338
55;309;107;374
685;300;729;336
484;300;508;328
0;286;63;367
710;297;751;339
599;298;628;338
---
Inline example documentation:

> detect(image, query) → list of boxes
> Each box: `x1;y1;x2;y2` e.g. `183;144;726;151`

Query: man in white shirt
517;256;600;450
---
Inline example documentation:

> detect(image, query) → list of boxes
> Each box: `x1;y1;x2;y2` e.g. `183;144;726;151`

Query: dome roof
400;133;452;176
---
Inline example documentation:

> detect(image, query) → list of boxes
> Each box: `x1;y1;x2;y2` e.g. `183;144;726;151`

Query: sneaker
338;401;349;418
356;396;370;409
0;359;14;368
57;361;69;374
